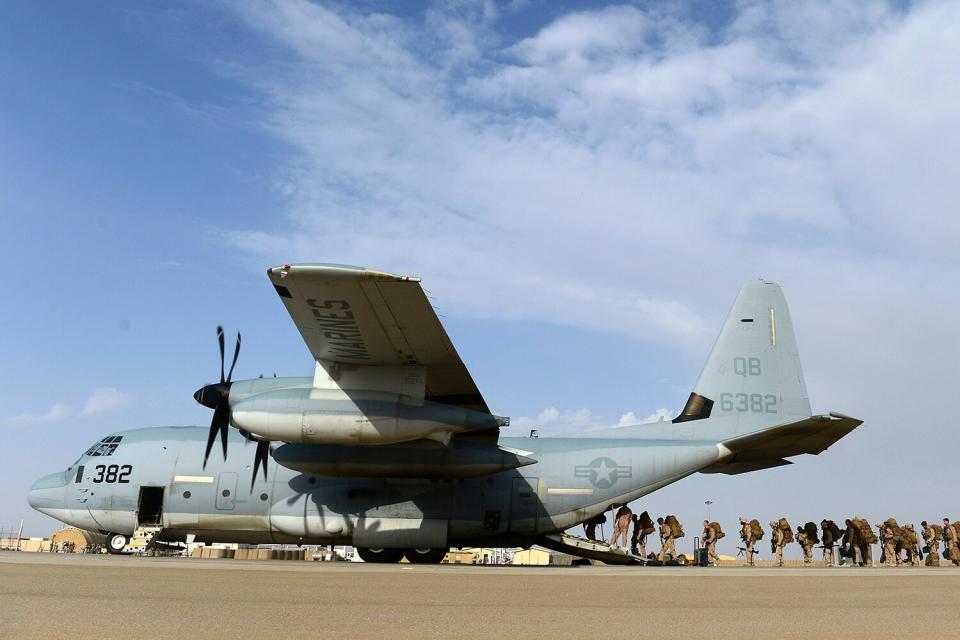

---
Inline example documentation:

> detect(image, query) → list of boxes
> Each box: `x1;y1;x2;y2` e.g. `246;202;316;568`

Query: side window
75;466;84;483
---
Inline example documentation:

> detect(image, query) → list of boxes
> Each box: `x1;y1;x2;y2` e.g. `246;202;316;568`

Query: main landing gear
356;547;448;564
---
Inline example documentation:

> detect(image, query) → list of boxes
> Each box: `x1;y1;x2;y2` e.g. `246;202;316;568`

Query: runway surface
3;552;959;639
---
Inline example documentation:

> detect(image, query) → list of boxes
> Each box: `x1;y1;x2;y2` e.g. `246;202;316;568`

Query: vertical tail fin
674;280;811;435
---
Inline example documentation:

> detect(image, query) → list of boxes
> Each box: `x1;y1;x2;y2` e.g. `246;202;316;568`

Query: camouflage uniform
880;524;897;567
630;515;649;557
922;521;939;567
796;528;813;565
702;521;718;566
583;513;605;541
904;524;920;566
740;517;756;566
945;519;960;566
820;520;835;567
770;521;786;567
658;518;675;561
610;506;632;548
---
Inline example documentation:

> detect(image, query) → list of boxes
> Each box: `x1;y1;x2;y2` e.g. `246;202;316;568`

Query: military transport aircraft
29;264;862;563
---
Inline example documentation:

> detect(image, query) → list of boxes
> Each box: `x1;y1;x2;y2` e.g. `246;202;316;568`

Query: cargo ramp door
538;533;647;565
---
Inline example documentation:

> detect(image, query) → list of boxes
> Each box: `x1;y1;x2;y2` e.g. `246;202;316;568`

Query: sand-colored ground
2;551;958;639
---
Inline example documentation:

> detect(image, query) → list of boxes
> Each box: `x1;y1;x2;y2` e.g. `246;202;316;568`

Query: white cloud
513;405;675;434
219;0;960;364
616;408;674;426
214;1;960;493
5;403;74;427
4;388;132;426
80;387;132;417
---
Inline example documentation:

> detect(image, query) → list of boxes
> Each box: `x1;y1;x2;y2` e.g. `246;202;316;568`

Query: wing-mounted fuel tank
272;440;537;479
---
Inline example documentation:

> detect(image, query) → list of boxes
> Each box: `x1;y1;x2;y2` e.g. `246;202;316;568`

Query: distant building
511;546;573;566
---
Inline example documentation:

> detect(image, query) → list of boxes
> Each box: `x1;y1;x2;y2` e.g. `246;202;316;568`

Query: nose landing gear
105;533;130;554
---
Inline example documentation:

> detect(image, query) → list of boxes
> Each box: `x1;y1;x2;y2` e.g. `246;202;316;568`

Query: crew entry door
509;477;539;533
137;486;164;526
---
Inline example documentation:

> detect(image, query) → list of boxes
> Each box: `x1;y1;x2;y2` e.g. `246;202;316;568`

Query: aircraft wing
701;413;863;475
267;263;490;414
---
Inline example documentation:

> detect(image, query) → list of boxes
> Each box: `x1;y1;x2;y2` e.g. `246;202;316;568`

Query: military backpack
665;514;685;539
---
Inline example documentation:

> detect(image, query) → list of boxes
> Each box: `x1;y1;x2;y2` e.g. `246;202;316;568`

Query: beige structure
51;528;105;552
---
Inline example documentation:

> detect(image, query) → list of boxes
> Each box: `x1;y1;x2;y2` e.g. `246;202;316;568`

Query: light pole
705;500;713;521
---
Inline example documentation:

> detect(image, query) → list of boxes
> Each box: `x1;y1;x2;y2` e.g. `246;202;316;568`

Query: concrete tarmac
3;551;959;639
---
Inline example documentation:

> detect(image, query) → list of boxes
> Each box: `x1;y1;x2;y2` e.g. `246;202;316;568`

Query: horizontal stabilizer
700;413;862;475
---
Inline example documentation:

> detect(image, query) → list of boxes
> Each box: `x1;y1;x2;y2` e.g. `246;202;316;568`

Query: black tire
403;548;448;564
105;533;129;555
356;547;404;564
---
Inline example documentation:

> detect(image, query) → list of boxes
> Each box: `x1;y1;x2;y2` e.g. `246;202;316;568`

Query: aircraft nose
28;471;67;515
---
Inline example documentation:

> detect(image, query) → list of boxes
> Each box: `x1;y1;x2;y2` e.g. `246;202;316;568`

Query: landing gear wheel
403;548;448;564
105;533;129;555
356;547;403;564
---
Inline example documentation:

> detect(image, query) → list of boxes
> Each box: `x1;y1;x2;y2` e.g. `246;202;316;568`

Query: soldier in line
943;518;959;566
702;520;718;567
770;521;787;567
820;519;835;567
739;517;756;566
921;521;940;567
658;517;675;561
879;521;898;567
796;526;814;565
630;515;649;557
583;513;605;541
904;524;921;566
610;505;632;549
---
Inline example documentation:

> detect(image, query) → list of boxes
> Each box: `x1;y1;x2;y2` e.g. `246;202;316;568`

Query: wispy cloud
216;0;960;360
79;387;132;417
5;387;132;426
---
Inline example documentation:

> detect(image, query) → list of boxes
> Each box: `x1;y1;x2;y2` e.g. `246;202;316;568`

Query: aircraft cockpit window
84;435;124;457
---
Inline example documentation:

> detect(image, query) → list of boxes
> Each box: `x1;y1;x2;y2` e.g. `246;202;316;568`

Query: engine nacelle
230;387;506;445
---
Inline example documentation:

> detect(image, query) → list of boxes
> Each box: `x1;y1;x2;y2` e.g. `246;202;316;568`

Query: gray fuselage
29;425;723;548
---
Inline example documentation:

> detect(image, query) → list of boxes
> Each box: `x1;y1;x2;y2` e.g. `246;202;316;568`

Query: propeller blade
251;440;270;490
202;408;221;469
226;332;241;382
217;326;225;384
216;402;230;460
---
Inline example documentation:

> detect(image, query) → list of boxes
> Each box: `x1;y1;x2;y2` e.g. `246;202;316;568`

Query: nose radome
28;472;67;514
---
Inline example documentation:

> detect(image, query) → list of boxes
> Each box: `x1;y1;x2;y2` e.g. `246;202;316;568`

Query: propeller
194;326;241;468
193;326;274;490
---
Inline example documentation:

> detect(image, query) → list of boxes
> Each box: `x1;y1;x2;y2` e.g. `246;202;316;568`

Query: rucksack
638;511;655;535
853;518;877;544
666;515;685;539
803;522;819;544
884;517;901;539
778;517;793;544
710;522;725;540
931;524;943;542
750;519;764;540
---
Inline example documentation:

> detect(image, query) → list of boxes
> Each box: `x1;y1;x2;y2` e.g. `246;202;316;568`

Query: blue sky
2;1;959;551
